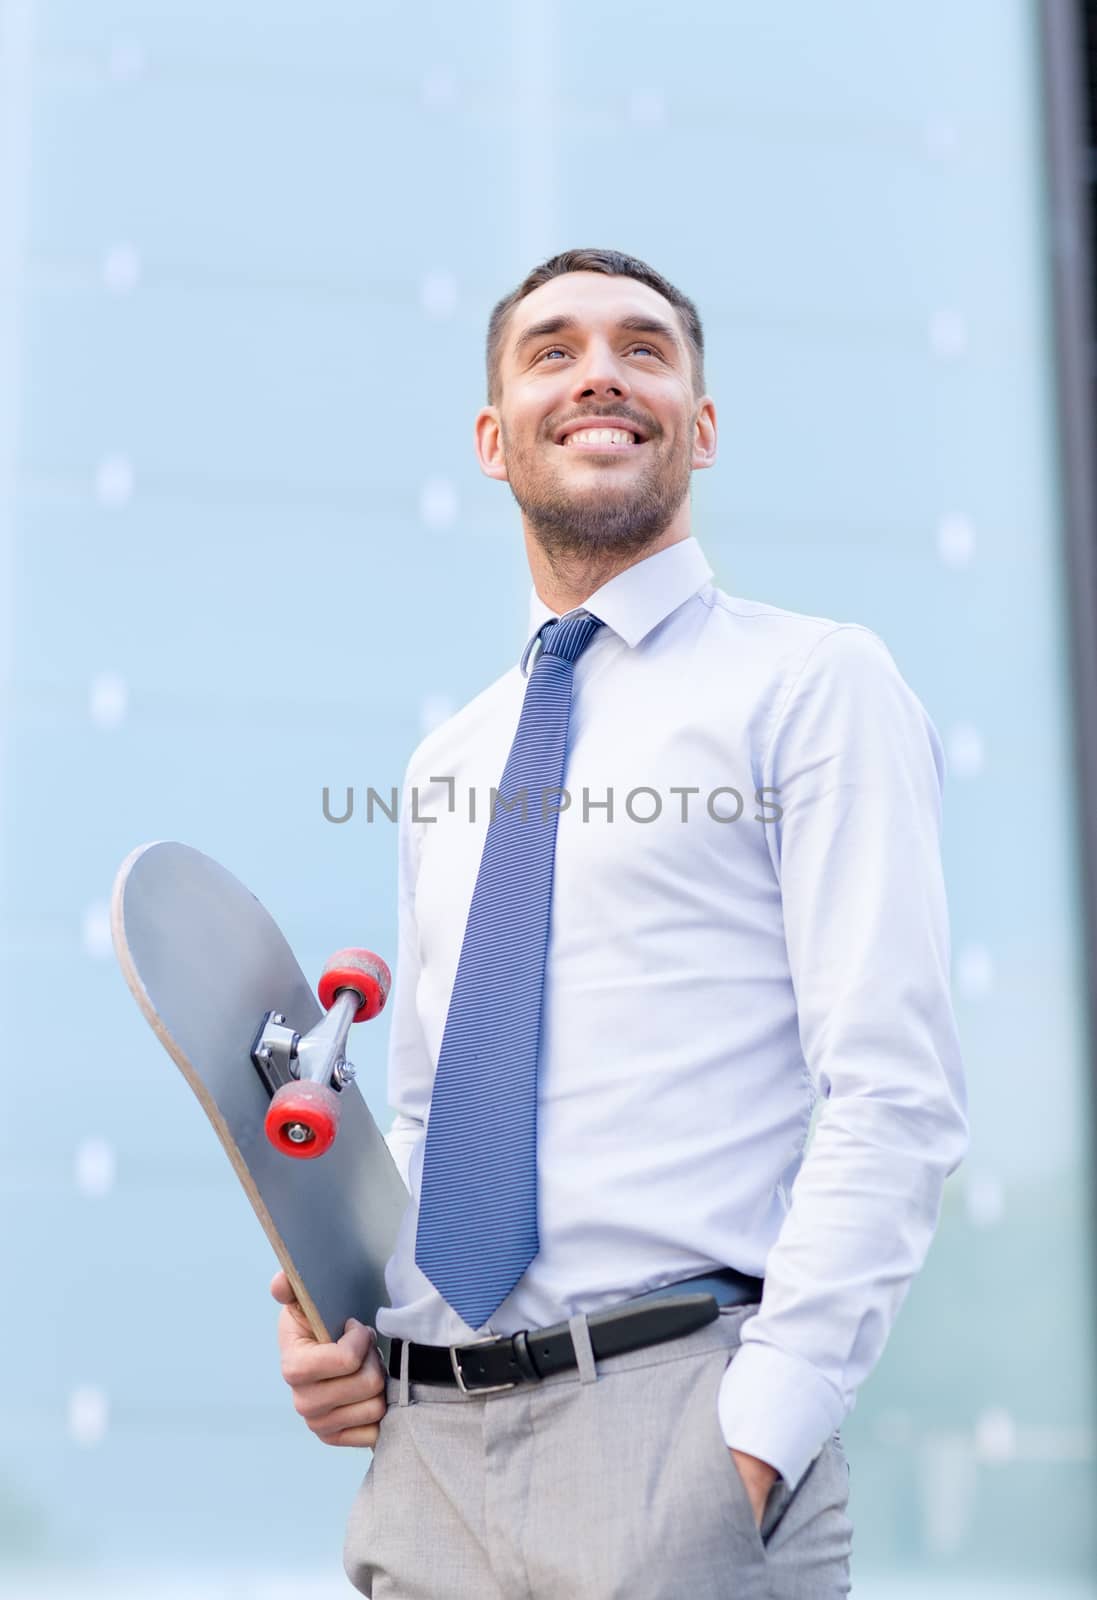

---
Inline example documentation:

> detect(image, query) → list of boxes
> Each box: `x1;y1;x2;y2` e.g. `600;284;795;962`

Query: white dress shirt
374;534;969;1494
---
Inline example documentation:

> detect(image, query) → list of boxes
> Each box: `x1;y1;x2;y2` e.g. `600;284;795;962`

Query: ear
475;407;509;482
691;397;718;470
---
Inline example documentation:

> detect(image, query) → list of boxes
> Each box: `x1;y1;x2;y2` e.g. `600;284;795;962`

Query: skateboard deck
110;840;409;1361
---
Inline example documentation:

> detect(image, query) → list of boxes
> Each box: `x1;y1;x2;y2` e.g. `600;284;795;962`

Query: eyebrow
511;313;682;363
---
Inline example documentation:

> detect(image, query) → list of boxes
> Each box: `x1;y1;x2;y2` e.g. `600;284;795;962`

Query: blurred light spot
420;271;458;319
82;900;113;959
69;1386;110;1445
102;243;141;294
936;512;976;568
925;117;959;159
974;1406;1016;1463
89;672;128;730
946;723;984;779
76;1137;117;1197
108;37;146;81
419;693;454;735
96;455;135;507
965;1172;1005;1228
419;477;458;530
629;89;665;124
421;65;457;108
956;943;994;996
929;310;968;359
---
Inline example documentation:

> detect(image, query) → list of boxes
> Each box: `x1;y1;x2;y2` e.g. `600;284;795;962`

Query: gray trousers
343;1302;852;1599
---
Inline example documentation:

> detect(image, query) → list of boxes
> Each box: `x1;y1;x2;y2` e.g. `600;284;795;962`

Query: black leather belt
389;1266;764;1394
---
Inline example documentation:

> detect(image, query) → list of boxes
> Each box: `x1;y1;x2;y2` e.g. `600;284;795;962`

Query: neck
524;525;690;616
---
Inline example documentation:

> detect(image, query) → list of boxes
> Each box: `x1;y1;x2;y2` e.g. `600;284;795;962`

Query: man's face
475;273;716;563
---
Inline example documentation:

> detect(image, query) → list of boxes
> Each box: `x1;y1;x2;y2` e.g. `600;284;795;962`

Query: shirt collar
519;535;715;677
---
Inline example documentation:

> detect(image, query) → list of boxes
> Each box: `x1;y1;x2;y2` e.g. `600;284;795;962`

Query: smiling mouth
560;445;644;455
555;438;650;453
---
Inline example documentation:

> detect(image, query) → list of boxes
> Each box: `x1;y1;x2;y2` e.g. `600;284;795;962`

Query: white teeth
563;428;638;447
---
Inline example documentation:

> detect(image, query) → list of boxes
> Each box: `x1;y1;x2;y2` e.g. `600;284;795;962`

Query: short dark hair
485;247;705;407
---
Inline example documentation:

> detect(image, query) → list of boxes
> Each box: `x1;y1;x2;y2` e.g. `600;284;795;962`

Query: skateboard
110;840;409;1361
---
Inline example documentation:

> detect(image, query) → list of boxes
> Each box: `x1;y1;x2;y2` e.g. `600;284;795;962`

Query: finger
325;1425;382;1448
310;1395;388;1438
276;1299;317;1356
270;1270;298;1306
291;1359;387;1416
281;1318;375;1384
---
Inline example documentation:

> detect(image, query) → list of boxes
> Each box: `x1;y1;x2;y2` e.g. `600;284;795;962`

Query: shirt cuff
716;1338;846;1494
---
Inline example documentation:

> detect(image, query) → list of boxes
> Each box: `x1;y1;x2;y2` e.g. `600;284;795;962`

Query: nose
571;340;632;401
576;373;627;399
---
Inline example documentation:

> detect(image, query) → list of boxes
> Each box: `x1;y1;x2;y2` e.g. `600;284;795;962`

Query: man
272;247;969;1598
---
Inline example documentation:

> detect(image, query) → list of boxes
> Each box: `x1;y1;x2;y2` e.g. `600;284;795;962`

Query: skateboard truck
252;947;392;1160
251;1011;357;1098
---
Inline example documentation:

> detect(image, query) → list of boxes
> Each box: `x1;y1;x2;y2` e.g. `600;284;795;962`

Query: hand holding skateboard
271;1269;389;1448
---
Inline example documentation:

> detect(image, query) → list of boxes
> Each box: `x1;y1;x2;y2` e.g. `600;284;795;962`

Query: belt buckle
449;1334;518;1395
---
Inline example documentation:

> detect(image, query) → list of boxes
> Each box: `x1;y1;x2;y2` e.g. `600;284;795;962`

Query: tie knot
537;611;603;665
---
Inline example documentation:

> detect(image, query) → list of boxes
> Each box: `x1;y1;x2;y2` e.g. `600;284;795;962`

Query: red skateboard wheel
265;1080;342;1159
318;947;392;1023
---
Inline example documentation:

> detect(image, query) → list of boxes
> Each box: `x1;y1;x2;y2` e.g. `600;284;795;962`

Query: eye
537;344;661;362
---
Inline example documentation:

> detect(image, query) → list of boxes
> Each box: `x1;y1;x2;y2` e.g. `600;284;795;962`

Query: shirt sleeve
716;623;970;1493
382;758;433;1194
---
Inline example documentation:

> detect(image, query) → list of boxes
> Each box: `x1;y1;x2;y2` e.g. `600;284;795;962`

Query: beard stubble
500;425;694;568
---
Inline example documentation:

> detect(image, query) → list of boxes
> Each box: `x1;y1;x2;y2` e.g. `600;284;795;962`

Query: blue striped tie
414;609;604;1328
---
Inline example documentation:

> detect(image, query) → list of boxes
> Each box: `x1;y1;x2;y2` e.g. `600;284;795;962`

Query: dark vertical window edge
1038;0;1097;1312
